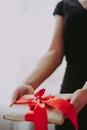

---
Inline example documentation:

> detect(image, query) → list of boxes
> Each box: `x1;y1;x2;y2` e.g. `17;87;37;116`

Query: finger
9;92;20;107
9;95;20;107
9;100;16;107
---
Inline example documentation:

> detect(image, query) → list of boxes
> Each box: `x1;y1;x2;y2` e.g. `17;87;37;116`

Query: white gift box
3;93;71;125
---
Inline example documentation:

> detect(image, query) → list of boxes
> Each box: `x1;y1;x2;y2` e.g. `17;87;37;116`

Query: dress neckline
76;0;87;11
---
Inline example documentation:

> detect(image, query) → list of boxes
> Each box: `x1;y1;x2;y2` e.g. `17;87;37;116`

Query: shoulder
53;0;64;16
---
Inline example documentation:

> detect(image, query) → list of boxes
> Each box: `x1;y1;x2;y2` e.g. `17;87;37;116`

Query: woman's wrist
21;82;34;94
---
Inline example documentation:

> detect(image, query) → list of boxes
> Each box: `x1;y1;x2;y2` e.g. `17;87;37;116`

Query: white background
0;0;66;99
0;0;66;129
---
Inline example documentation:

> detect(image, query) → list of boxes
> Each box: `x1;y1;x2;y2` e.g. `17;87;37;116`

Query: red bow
15;88;78;130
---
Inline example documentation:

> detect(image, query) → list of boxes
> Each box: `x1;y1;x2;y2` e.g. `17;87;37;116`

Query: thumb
9;100;16;107
9;94;19;107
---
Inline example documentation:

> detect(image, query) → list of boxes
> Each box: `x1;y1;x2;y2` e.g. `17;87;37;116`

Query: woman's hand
70;88;87;113
10;84;34;106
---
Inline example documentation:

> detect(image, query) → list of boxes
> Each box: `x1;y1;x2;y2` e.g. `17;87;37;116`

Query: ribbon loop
34;88;45;98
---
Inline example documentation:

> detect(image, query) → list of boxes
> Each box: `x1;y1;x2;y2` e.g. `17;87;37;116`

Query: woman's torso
60;0;87;93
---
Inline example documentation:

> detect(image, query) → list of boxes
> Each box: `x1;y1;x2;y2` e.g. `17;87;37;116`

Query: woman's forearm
23;16;64;90
23;49;63;90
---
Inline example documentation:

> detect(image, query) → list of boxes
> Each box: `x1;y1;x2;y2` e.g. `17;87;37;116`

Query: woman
11;0;87;130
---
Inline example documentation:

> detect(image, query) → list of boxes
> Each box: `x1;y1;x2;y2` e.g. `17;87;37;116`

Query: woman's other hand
70;87;87;113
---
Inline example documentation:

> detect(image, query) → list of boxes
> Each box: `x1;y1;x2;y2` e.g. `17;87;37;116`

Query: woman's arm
10;15;64;105
24;15;64;89
70;81;87;113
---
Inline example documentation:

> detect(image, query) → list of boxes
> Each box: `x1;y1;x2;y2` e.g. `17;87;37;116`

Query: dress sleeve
53;0;64;16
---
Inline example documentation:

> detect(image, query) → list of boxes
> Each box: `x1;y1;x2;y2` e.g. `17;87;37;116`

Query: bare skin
10;15;87;114
10;15;64;105
71;81;87;113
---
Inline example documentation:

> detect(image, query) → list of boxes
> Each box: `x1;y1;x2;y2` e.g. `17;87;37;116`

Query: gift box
3;88;78;130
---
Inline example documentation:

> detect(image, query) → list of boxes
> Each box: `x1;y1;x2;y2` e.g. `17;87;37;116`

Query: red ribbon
15;88;78;130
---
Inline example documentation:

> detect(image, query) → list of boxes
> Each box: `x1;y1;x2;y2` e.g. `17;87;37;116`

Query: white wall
0;0;66;130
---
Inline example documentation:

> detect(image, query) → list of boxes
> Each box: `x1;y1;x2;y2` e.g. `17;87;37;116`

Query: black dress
53;0;87;130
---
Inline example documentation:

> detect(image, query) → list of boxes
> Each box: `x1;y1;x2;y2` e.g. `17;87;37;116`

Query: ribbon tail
67;107;78;130
45;97;78;130
15;97;34;104
34;102;48;130
25;110;34;121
